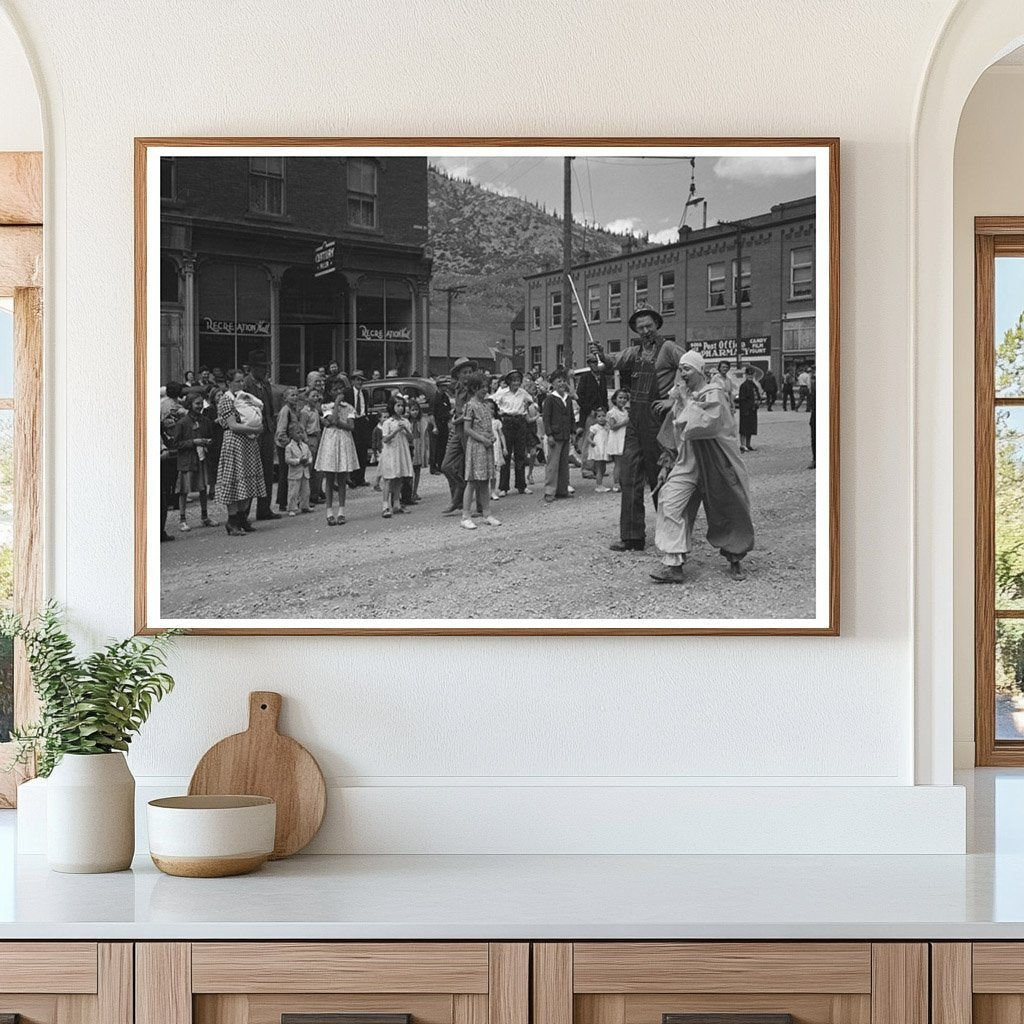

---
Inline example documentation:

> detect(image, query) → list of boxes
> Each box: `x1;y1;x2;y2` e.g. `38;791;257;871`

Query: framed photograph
135;137;838;635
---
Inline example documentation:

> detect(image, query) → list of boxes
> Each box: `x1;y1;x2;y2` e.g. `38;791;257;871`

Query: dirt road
160;409;818;623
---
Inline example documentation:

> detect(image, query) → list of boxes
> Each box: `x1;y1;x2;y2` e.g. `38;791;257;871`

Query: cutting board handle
248;691;282;734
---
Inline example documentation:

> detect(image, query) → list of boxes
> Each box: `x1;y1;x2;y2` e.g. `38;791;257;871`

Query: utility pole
735;225;743;369
562;156;574;370
440;285;464;373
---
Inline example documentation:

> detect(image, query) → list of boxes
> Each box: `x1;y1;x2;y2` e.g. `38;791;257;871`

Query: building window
660;271;675;315
587;285;601;322
609;339;621;353
732;257;751;306
532;306;541;330
556;344;564;367
550;291;562;328
530;346;541;370
347;158;378;228
248;157;284;215
608;282;622;321
708;263;726;308
791;246;814;299
783;317;816;353
160;157;176;201
160;258;180;304
633;275;648;309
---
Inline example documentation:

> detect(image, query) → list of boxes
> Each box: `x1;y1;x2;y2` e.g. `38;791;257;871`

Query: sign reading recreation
201;317;270;336
357;324;411;342
691;335;770;360
314;239;336;277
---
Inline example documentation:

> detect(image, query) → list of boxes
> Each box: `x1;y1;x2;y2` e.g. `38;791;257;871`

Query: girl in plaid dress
215;370;267;536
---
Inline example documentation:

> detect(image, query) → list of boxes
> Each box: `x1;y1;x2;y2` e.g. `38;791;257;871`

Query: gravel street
160;409;818;623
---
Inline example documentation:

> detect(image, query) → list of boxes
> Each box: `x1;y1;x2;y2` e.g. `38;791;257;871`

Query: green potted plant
1;603;179;873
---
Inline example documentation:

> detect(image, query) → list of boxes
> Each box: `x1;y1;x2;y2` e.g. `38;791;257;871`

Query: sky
0;308;12;397
996;256;1024;339
432;154;817;244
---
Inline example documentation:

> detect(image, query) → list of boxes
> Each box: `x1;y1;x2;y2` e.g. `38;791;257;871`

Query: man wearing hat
347;369;373;486
590;306;684;551
242;349;280;520
493;368;535;495
651;349;754;582
430;375;453;474
440;356;478;513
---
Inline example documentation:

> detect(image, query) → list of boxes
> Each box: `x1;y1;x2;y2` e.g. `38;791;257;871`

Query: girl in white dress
604;388;629;492
314;390;359;525
588;407;611;492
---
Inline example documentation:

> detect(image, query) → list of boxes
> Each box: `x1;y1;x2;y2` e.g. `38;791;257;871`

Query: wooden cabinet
932;943;1023;1024
136;944;528;1024
0;943;132;1024
532;944;928;1024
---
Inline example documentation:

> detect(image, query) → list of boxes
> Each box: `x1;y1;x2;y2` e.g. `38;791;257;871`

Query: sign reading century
314;239;336;277
691;336;770;360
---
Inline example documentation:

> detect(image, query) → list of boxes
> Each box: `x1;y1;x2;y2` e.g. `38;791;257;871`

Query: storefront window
355;278;414;377
197;262;271;375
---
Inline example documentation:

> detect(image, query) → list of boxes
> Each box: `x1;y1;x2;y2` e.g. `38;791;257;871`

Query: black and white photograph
138;140;838;634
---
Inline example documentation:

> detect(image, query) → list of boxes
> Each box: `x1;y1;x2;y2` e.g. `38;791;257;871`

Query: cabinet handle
283;1015;411;1024
664;1016;795;1024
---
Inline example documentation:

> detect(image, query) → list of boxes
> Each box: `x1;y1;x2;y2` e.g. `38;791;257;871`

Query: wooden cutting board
188;691;326;859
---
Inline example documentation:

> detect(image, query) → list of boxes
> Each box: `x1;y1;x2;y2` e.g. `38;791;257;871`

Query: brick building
523;196;816;377
159;155;433;386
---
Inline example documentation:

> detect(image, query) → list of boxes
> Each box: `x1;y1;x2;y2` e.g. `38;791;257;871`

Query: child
407;399;431;503
284;421;313;516
299;389;323;503
488;399;506;501
378;395;413;518
314;388;359;525
605;388;629;492
588;407;611;492
525;402;541;485
370;419;384;491
172;394;217;531
460;373;500;529
233;389;264;429
541;368;575;502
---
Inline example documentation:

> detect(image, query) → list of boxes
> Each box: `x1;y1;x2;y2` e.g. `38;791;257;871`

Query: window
608;281;622;321
160;258;180;304
556;344;564;366
633;275;648;308
587;285;601;322
550;291;562;328
532;306;541;330
530;346;541;369
609;339;621;353
732;257;751;306
791;246;814;299
660;271;675;315
348;158;378;228
248;157;284;215
160;157;176;201
783;316;815;353
708;263;726;308
975;222;1024;765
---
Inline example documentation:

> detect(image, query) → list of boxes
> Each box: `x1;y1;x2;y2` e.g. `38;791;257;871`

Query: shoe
567;485;575;494
382;508;392;518
256;511;281;521
179;520;190;532
461;518;477;530
650;565;686;584
610;539;645;552
519;487;533;494
729;559;748;581
288;511;297;517
441;503;461;516
327;515;336;526
543;495;555;503
201;517;218;527
240;518;256;533
491;492;501;500
595;486;611;493
300;508;312;514
394;505;406;514
336;512;345;525
483;516;502;526
612;485;620;492
410;496;421;503
372;482;382;492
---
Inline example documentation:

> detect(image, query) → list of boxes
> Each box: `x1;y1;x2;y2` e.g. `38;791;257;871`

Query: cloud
712;156;816;182
648;227;679;246
481;180;521;198
604;217;640;235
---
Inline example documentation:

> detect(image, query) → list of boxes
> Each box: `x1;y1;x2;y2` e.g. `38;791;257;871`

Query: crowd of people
158;310;815;586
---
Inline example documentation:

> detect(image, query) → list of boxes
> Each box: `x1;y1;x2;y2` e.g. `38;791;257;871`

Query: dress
588;421;609;462
492;418;506;470
410;418;430;467
315;402;360;473
605;406;628;456
378;416;414;479
214;391;266;505
737;379;760;437
463;397;495;482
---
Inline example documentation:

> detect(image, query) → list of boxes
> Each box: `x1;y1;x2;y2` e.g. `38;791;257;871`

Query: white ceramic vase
46;752;135;873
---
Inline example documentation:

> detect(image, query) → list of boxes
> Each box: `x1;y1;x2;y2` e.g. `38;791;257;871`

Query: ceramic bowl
147;795;276;877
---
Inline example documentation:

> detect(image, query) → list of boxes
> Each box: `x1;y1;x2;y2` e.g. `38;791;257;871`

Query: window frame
607;281;622;321
531;305;541;331
790;246;814;300
247;156;286;216
347;157;379;229
975;218;1024;765
587;284;601;323
732;256;751;307
660;270;676;315
633;274;648;309
550;290;562;328
708;262;726;309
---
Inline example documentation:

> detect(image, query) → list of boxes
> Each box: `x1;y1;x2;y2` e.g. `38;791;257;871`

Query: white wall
0;7;39;151
0;0;978;852
952;65;1024;767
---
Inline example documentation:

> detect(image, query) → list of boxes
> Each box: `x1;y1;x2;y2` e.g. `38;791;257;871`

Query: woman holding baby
215;369;267;536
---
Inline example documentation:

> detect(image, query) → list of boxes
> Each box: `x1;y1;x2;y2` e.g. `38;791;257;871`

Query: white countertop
1;849;1023;940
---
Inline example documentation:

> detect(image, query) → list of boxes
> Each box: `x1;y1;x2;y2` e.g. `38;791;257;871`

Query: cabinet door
0;943;131;1024
534;944;928;1024
137;943;528;1024
945;943;1024;1024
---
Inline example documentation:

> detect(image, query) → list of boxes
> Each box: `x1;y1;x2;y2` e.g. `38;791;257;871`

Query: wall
0;0;975;853
952;65;1024;767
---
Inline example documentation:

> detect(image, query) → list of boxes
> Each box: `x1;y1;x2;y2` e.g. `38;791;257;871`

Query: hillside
426;166;635;368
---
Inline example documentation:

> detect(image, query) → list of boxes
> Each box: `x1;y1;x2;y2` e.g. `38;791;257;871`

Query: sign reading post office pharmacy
135;137;839;636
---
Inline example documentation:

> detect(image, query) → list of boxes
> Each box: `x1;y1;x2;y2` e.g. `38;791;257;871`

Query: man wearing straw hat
590;306;684;551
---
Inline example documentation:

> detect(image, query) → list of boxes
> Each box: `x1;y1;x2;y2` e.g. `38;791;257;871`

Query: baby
233;390;264;429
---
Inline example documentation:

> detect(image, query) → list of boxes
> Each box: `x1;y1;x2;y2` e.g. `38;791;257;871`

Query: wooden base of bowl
151;853;268;878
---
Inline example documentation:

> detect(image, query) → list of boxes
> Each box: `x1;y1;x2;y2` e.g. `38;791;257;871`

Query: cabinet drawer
0;942;99;993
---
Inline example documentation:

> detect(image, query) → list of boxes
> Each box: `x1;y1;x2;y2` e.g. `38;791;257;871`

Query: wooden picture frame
135;137;839;636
